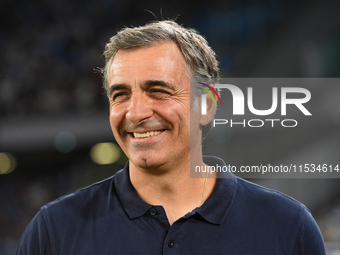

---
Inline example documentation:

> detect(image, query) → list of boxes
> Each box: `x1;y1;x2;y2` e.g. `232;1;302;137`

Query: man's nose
126;93;153;125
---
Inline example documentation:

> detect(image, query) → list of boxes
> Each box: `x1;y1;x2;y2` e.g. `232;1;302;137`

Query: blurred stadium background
1;0;340;254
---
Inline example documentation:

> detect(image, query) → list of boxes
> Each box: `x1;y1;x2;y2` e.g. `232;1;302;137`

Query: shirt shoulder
236;177;304;216
16;171;128;255
49;174;113;203
292;203;326;254
231;178;325;254
41;174;117;219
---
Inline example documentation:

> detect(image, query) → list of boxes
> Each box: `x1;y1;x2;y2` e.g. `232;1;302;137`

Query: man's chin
129;156;168;173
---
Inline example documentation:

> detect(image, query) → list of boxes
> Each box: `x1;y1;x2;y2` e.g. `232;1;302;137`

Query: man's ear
200;92;217;126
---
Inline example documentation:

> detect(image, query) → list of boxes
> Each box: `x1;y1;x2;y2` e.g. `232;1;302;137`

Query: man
17;20;325;254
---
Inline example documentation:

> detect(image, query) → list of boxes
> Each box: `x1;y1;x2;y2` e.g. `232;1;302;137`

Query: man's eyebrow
108;80;175;97
143;80;175;91
108;84;129;97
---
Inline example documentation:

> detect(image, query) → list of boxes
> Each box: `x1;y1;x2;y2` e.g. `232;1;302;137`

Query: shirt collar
114;156;238;224
195;155;238;225
114;162;153;219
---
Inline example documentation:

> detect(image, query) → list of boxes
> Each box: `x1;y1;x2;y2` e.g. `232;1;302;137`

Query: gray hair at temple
102;20;219;137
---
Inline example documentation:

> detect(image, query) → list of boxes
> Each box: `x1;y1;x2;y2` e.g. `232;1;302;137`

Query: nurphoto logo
197;79;312;128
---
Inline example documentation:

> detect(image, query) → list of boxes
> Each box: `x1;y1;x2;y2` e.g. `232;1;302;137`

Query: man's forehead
108;42;189;87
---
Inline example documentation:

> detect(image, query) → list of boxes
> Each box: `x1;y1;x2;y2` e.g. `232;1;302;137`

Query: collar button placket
150;207;157;216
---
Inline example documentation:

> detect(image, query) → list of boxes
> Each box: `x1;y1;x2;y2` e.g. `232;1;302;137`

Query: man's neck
129;159;216;225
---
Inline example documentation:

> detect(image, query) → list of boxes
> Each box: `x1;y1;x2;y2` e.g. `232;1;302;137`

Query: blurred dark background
1;0;340;254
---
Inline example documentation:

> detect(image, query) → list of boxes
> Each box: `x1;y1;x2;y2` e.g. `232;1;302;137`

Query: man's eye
112;92;129;101
150;89;170;94
149;89;171;99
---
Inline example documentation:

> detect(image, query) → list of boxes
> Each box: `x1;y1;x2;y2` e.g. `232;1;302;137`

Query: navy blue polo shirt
16;156;325;254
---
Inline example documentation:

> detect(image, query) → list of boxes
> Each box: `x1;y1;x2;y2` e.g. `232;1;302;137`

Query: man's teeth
133;130;162;138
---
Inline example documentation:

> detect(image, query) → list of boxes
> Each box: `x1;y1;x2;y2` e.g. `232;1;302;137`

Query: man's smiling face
108;42;200;171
